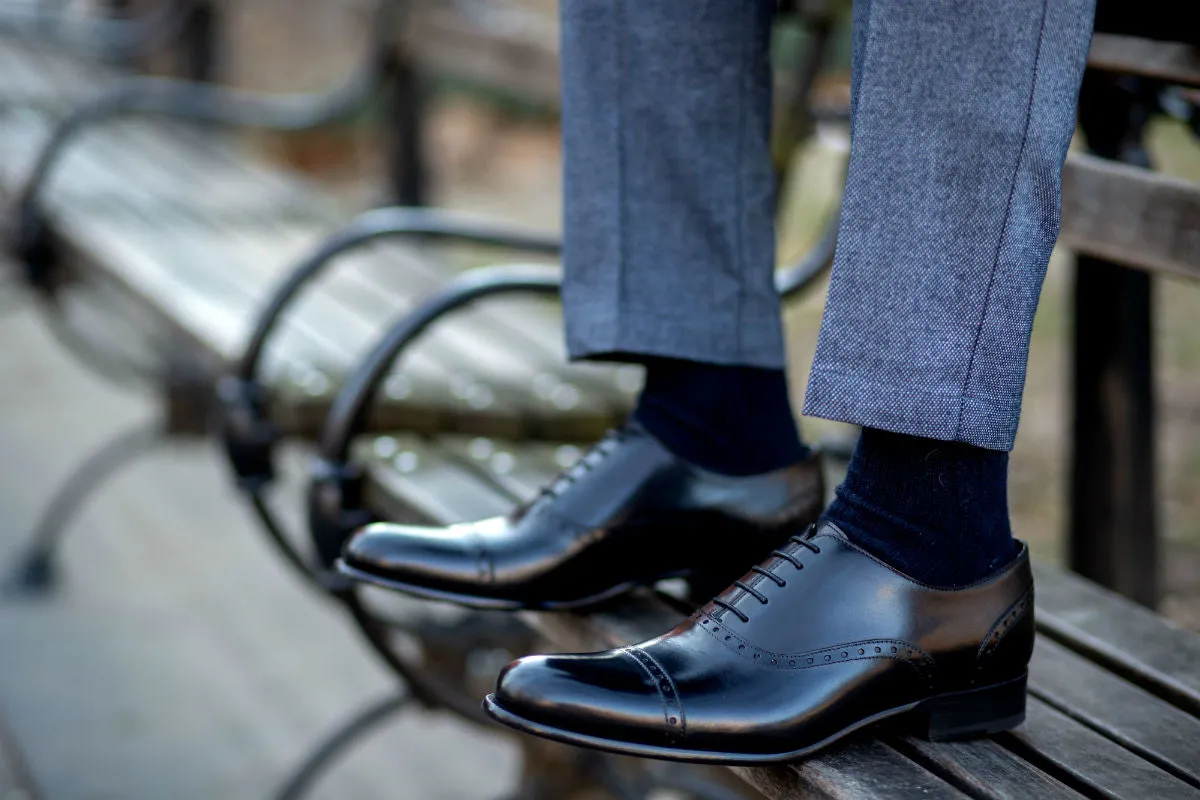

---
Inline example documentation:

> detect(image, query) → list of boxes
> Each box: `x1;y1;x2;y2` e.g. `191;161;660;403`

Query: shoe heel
914;673;1027;741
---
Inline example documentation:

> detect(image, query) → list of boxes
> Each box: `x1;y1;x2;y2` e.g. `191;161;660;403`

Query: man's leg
338;1;824;610
488;0;1097;762
561;0;810;478
808;0;1095;586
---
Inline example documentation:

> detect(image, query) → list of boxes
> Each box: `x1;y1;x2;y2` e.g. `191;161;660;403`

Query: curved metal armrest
217;207;559;492
775;207;840;300
301;263;559;568
12;0;403;217
0;0;196;62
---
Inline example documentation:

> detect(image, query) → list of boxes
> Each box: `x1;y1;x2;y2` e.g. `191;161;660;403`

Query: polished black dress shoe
484;522;1033;764
338;424;824;610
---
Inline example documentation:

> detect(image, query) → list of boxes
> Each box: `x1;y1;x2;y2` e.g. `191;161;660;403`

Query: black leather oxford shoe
338;424;824;610
485;521;1033;763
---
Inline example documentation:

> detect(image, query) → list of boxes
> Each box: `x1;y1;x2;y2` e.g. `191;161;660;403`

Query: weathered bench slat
1088;34;1200;87
210;217;630;433
892;736;1081;800
1030;638;1200;788
1005;699;1200;799
0;108;630;440
1061;154;1200;282
437;435;574;502
360;434;523;526
733;740;968;800
210;226;610;440
1033;563;1200;717
357;246;639;415
140;218;534;437
68;129;614;441
0;117;538;440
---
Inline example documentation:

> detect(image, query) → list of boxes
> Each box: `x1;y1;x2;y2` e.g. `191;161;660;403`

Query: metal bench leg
272;692;412;800
5;420;162;593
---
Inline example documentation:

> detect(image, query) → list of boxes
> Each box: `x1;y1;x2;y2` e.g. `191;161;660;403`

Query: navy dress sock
633;357;810;476
823;427;1017;587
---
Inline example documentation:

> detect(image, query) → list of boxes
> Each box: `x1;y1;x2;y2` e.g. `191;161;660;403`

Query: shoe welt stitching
622;646;686;746
695;610;936;686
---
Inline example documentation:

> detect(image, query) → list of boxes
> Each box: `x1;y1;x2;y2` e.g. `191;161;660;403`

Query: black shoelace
712;531;821;624
530;427;631;506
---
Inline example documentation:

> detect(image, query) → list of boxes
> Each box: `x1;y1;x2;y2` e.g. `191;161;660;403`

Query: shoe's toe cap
491;649;684;748
341;520;490;586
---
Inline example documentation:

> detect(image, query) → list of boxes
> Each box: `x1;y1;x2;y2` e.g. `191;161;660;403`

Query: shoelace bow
530;427;631;506
712;530;821;624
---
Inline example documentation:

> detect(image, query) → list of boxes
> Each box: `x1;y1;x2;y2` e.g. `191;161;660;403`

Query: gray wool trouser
559;0;1096;451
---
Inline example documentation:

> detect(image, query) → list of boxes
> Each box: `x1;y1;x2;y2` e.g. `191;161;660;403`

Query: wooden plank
892;737;1081;800
113;215;530;437
358;433;520;526
203;225;598;439
1061;153;1200;281
1030;638;1200;788
1088;34;1200;87
1003;699;1200;799
358;246;640;415
1034;563;1200;717
436;435;571;502
738;741;968;800
9;110;625;440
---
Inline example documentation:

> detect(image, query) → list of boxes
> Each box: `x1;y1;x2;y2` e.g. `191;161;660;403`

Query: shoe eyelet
669;717;678;725
841;652;848;658
807;658;813;664
738;645;745;651
725;636;732;641
753;653;760;659
824;655;831;661
858;649;865;655
891;647;897;653
701;620;709;625
875;647;882;653
789;660;796;666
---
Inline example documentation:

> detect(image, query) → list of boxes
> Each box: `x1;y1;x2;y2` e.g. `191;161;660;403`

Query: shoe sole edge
336;560;648;611
483;673;1028;765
